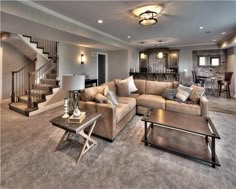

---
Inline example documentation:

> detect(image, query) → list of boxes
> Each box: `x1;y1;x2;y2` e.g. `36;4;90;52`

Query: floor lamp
62;74;85;118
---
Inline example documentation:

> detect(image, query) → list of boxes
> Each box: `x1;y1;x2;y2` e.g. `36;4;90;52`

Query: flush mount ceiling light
133;5;162;26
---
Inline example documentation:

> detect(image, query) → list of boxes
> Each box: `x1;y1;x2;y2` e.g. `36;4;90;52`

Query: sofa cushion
80;86;106;101
116;103;130;123
101;81;116;94
129;93;140;99
172;81;179;89
146;81;173;95
115;79;130;97
136;94;165;109
134;79;146;94
166;100;201;116
117;97;136;110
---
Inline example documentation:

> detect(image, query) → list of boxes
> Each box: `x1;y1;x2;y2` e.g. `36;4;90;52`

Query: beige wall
108;50;128;81
1;42;34;100
227;47;236;97
58;42;107;82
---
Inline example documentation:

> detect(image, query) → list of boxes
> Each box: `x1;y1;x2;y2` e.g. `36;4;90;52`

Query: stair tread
19;95;41;101
30;89;49;93
10;102;28;111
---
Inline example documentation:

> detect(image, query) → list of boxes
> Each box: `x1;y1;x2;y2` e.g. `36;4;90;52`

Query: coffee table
50;112;101;163
142;109;221;168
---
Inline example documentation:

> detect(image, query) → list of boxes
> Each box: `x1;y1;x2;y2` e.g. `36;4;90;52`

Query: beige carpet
1;103;236;189
207;96;236;115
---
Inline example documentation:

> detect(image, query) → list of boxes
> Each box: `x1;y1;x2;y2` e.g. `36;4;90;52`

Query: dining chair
192;71;205;87
217;72;233;98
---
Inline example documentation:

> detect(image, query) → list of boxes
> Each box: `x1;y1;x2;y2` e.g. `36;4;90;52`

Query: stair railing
11;63;35;103
28;59;56;108
30;37;57;59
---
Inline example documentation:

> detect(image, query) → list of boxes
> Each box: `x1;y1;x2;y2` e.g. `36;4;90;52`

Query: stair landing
9;102;37;116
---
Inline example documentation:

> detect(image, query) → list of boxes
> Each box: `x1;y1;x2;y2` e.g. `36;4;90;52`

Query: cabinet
138;48;179;81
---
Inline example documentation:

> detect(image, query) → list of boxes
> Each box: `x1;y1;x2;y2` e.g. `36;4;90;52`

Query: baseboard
29;101;63;116
0;98;10;104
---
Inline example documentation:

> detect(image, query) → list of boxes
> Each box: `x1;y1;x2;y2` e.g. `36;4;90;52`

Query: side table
50;112;101;163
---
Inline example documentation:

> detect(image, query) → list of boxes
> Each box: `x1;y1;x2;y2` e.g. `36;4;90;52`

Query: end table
50;112;101;163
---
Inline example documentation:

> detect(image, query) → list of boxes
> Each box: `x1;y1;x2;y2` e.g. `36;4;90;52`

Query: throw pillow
94;93;112;105
104;87;118;106
162;88;178;100
172;81;179;89
126;76;138;93
80;86;106;101
115;79;130;97
189;85;205;104
176;84;193;102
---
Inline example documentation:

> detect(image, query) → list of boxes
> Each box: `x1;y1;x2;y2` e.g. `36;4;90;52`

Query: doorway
97;53;108;85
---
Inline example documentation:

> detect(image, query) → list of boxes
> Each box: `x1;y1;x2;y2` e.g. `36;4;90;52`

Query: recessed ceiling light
199;26;204;30
212;39;216;42
98;19;103;24
128;36;131;39
221;32;226;35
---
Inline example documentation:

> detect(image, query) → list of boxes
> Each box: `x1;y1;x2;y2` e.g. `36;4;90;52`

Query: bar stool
217;72;233;98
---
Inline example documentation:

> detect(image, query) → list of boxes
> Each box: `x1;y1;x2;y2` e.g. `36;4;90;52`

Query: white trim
29;100;63;116
18;0;129;46
0;98;11;104
97;52;108;84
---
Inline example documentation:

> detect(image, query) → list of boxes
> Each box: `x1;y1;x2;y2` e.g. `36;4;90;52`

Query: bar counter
129;72;179;81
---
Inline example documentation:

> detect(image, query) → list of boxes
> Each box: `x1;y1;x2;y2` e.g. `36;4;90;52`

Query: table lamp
62;74;85;118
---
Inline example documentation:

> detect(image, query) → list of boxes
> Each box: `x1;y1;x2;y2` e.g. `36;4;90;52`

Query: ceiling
34;1;236;48
1;12;121;51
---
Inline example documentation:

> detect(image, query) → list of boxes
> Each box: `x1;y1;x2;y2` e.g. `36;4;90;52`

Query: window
199;57;207;66
210;57;220;66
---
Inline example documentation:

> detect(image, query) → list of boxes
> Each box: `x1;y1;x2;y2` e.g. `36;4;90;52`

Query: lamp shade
62;75;85;91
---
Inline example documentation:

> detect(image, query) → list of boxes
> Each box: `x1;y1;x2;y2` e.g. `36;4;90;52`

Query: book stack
68;112;86;124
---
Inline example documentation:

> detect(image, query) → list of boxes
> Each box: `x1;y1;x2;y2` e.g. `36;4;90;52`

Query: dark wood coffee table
50;112;101;163
142;109;221;168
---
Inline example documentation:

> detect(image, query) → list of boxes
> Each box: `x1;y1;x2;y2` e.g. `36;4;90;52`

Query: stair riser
26;91;47;98
46;74;57;79
33;85;52;92
18;97;42;104
40;79;59;86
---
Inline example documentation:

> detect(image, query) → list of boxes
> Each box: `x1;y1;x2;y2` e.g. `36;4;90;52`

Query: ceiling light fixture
200;26;204;29
139;10;157;26
128;36;131;39
212;39;216;42
98;19;103;24
133;5;162;26
221;32;226;35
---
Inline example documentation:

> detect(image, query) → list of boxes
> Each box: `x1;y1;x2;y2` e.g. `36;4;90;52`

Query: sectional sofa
79;79;209;141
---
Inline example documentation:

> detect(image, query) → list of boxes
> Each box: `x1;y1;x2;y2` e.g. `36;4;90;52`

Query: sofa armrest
200;96;209;117
79;101;116;140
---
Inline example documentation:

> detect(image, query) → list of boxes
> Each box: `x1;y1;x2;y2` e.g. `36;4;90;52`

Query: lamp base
62;113;69;119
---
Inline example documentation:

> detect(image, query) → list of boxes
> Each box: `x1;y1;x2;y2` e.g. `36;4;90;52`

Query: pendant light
157;40;163;59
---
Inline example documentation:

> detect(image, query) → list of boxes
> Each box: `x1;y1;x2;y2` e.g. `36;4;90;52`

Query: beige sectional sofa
79;79;209;141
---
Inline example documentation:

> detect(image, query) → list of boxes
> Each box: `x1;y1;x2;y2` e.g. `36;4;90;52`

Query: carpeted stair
9;68;59;116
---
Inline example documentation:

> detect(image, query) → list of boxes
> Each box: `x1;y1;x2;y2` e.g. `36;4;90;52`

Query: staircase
9;36;59;116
